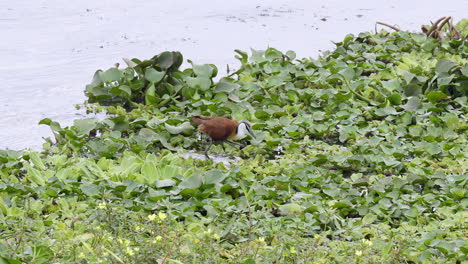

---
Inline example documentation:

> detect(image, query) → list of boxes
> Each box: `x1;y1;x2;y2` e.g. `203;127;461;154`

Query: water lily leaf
215;78;240;93
145;68;165;83
165;122;194;135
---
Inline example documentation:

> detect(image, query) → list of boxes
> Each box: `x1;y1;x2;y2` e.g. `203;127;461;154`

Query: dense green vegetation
1;27;467;263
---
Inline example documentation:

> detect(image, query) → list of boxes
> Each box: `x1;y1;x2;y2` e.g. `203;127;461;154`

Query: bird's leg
204;139;213;159
225;140;245;148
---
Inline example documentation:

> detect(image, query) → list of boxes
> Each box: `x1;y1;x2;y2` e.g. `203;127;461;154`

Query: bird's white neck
232;122;248;140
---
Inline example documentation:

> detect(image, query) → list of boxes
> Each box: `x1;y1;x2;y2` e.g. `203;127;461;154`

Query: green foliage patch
1;28;467;263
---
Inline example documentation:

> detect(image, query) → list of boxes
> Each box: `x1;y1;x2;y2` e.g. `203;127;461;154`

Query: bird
191;115;256;159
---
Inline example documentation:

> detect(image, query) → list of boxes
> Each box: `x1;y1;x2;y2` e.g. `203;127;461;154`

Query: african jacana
191;115;256;159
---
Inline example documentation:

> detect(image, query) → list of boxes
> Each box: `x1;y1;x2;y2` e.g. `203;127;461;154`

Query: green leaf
186;76;211;91
278;203;302;216
382;79;400;92
404;84;422;97
145;83;158;105
402;97;421;111
99;68;122;82
145;68;165;83
74;118;99;135
426;91;447;104
445;114;459;130
80;183;100;197
192;63;214;78
109;85;131;98
387;93;402;105
178;174;203;189
339;68;355;80
435;59;457;74
375;106;398;116
165;122;194;134
29;152;46;171
215;78;240;93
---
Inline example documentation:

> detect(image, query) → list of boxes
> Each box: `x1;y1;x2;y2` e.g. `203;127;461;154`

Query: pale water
0;0;466;150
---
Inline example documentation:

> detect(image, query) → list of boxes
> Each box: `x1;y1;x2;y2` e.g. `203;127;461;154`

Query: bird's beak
247;128;256;139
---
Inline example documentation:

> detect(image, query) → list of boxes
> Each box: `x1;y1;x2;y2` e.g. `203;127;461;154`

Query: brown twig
426;16;446;37
375;22;401;32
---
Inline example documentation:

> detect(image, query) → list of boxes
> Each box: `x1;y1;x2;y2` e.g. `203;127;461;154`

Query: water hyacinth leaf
186;76;211;91
461;65;468;76
215;78;240;93
375;106;398;116
387;93;402;105
339;67;355;80
426;91;447;104
285;50;296;60
139;128;156;141
165;122;194;135
445;114;460;130
145;83;158;105
145;68;165;83
435;59;457;74
404;84;422;97
99;68;122;82
155;51;183;71
278;203;302;216
80;183;100;197
382;79;400;92
402;97;422;111
191;63;214;78
178;173;203;190
39;118;62;133
74;118;99;135
109;85;131;98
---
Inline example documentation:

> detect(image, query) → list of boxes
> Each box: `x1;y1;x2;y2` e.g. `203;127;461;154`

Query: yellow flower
126;247;135;256
158;212;167;221
148;214;157;221
97;202;107;209
363;239;373;247
155;235;163;242
290;247;297;254
355;250;363;256
213;233;220;240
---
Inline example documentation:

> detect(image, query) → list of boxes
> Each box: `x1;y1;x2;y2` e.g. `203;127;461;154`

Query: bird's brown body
192;116;238;141
191;115;255;159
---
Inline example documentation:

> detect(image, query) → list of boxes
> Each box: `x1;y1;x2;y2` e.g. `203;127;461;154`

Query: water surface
0;0;465;150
